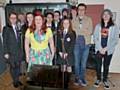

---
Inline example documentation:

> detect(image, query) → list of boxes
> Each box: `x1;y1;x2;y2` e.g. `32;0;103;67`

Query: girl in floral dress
25;11;55;72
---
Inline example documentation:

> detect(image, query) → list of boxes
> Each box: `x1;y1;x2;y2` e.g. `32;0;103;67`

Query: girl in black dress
57;18;76;89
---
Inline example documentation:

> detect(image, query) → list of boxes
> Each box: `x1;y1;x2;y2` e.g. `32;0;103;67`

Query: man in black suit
52;11;61;64
53;11;61;32
3;12;23;88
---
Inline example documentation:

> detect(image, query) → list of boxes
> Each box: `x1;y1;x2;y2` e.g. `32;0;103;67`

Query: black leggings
95;52;112;81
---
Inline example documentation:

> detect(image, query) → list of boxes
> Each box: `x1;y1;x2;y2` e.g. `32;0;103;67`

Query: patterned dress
25;28;53;71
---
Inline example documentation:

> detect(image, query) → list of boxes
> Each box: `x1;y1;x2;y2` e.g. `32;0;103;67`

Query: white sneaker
80;79;87;87
74;82;79;86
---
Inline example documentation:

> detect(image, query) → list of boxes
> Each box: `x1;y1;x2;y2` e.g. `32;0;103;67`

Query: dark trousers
10;62;20;84
95;52;112;81
64;72;71;89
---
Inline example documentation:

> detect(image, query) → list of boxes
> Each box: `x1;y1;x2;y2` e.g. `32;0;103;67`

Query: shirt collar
12;24;16;29
64;29;68;34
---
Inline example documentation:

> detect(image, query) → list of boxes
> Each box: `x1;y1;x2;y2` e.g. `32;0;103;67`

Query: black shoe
103;81;110;89
13;83;19;88
93;80;101;87
18;81;23;86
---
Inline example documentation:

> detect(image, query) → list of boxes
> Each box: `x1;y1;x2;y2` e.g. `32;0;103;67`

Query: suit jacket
51;20;61;47
72;16;93;45
57;30;76;65
52;20;61;32
3;25;23;67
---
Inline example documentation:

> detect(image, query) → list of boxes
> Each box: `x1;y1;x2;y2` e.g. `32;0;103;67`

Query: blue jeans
74;36;90;81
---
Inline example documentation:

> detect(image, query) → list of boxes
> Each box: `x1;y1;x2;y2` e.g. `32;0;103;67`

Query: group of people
0;3;119;90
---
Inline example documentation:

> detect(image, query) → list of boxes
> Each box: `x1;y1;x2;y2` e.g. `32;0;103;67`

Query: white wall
0;0;120;73
0;7;5;28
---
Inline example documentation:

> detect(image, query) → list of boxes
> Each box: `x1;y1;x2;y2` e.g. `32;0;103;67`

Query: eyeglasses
54;15;59;16
78;9;85;11
10;17;17;20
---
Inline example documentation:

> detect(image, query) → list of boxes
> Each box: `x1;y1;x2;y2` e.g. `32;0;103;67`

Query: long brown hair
60;18;74;33
101;9;114;28
30;12;47;33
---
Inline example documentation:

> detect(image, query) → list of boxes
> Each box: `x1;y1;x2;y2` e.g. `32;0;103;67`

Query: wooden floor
0;69;120;90
70;69;120;90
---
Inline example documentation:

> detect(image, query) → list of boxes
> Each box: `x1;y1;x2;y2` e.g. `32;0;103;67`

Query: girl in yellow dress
25;12;55;72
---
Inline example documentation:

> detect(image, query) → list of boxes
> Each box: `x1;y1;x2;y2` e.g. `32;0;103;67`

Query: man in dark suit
52;11;61;64
3;12;23;88
53;11;61;32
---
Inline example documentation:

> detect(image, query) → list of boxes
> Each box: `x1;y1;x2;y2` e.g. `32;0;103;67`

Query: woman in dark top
62;8;69;19
45;12;55;31
20;12;34;75
70;6;77;20
57;18;76;89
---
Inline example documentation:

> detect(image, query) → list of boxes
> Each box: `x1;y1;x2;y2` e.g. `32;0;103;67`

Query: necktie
55;22;58;28
63;30;66;39
14;26;18;41
79;18;82;29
